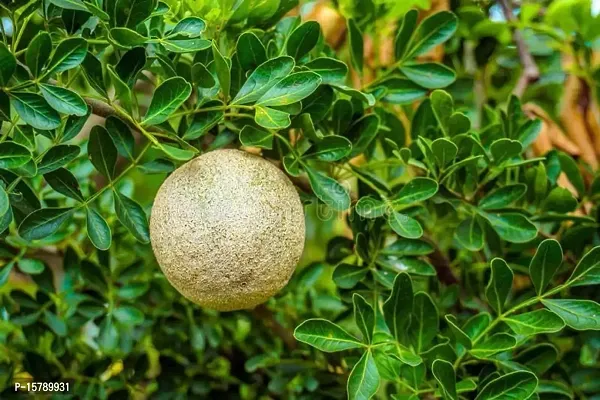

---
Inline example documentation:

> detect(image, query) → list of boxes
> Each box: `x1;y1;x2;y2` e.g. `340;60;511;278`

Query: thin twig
499;0;540;97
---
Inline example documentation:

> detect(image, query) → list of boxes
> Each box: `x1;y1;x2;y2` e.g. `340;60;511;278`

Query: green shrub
0;0;599;399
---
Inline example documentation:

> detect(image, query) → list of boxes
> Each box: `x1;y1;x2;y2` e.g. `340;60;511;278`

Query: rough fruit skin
150;149;305;311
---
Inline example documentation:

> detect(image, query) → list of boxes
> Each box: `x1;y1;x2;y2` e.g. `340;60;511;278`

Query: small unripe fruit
150;149;305;311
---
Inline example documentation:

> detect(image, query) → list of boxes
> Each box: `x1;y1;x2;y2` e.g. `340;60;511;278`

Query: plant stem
453;283;567;368
498;0;539;97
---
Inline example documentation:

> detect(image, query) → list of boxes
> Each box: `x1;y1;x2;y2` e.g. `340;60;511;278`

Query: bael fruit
150;149;305;311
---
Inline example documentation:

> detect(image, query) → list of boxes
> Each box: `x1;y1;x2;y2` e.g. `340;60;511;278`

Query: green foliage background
0;0;600;399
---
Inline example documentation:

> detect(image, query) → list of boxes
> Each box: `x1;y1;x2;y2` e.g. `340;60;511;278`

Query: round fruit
150;149;305;311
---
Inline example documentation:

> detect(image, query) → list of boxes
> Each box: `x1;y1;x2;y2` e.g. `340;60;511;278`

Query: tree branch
252;304;297;350
85;97;117;119
499;0;539;97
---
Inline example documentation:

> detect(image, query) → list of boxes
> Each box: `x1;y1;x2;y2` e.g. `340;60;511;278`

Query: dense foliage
0;0;600;399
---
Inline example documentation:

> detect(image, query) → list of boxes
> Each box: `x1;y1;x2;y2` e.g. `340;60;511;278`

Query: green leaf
381;239;434;256
116;47;146;88
517;119;542;148
355;196;387;219
0;43;16;87
347;19;363;73
542;299;600;330
62;108;90;142
257;72;321;106
431;138;458;168
18;207;74;241
143;77;192;126
490;138;522;164
463;312;492;340
39;84;88;116
139;158;174;174
485;258;513;314
445;315;472;349
348;350;380;400
409;292;438;352
239;125;273;149
401;63;456;89
470;333;516;358
294;319;363;352
0;261;14;287
0;142;32;169
376;256;436;276
395;9;418;60
110;63;132;98
557;151;585;196
537;381;574;399
331;84;376;107
255;105;291;129
306;166;350;211
98;316;119;352
18;258;45;274
117;282;149;299
109;0;157;29
542;187;577;213
46;38;88;75
48;0;88;11
114;305;144;325
236;32;267;71
478;184;527;210
306;57;348;85
86;207;111;250
308;135;352;162
567;245;600;287
383;272;413;342
232;56;295;104
380;77;428;104
347;114;380;158
82;52;107;97
287;21;320;60
0;184;8;217
105;116;135;160
88;126;117;179
43;311;67;336
191;63;216;88
44;168;83;201
455;216;484;251
392;177;438;205
109;28;147;48
158;144;195;161
0;90;9;121
333;264;368;289
504;309;565;336
14;159;37;178
353;294;375;343
83;1;110;20
185;109;224;141
388;212;423;239
10;92;61;130
475;371;538;400
432;360;458;400
212;43;231;101
25;32;52;78
160;38;212;54
449;113;470;136
529;239;563;295
481;212;537;243
406;11;458;59
13;125;35;150
168;16;206;37
113;191;150;243
430;90;453;134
